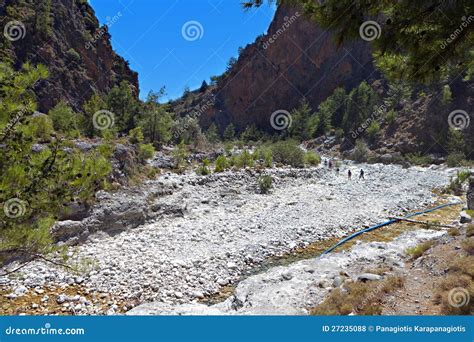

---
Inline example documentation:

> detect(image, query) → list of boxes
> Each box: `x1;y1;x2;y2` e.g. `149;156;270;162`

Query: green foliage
241;124;262;142
385;109;397;125
138;143;155;162
35;0;53;37
289;99;317;140
139;91;173;145
107;80;139;133
270;140;305;168
305;151;321;166
81;94;106;138
258;175;273;194
27;114;54;141
366;121;380;139
223;123;236;141
48;101;79;137
0;63;114;262
405;153;432;166
236;149;255;168
446;153;466;167
173;140;189;170
447;128;465;154
129;127;144;144
214;155;229;173
384;82;412;109
342;82;379;135
197;159;211;176
66;48;81;63
206;123;220;143
244;1;472;82
441;85;453;105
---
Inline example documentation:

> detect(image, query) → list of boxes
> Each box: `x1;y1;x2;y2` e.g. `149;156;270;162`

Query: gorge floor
0;161;460;315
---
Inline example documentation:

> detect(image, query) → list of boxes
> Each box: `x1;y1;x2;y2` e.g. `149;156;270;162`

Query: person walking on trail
348;169;352;180
359;169;365;180
328;160;333;169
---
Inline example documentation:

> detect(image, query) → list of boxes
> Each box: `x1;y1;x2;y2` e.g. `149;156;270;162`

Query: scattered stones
1;161;455;314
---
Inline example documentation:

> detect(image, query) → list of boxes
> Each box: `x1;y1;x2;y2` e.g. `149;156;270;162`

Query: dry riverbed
0;161;460;315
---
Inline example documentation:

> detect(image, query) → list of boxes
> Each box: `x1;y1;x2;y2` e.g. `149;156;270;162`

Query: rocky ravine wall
173;3;376;133
0;0;139;112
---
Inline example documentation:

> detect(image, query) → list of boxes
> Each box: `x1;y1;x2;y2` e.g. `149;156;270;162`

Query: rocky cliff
172;3;376;133
0;0;138;112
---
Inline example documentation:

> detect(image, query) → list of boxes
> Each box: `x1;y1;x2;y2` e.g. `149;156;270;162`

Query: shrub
405;240;435;259
405;152;432;165
446;153;465;167
385;109;397;124
236;149;254;168
305;151;321;166
461;239;474;256
27;114;54;141
270;140;305;168
66;48;81;62
138;143;155;162
366;121;380;138
48;101;79;136
129;127;144;144
173;141;189;170
214;155;229;173
258;175;273;194
197;159;211;176
223;123;235;141
351;140;368;162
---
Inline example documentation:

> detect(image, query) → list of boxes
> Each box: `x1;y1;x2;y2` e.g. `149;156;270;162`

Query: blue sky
88;0;276;101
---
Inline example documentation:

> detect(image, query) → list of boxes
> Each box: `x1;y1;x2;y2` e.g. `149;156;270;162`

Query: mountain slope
0;0;138;112
172;3;376;133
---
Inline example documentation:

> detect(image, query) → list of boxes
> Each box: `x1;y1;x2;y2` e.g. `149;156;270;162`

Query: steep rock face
0;0;138;112
173;4;376;132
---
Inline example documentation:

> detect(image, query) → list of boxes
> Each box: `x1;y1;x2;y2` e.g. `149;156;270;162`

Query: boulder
460;211;472;224
356;273;382;282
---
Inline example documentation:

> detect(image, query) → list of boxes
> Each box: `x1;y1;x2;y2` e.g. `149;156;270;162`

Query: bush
48;101;79;136
367;121;380;138
405;152;432;165
270;140;305;168
406;240;435;259
258;175;273;194
173;141;189;170
129;127;144;144
385;109;397;124
446;153;466;167
214;155;229;173
351;140;368;162
197;159;211;176
236;149;254;168
26;114;54;141
66;48;81;62
305;151;321;166
138;143;155;162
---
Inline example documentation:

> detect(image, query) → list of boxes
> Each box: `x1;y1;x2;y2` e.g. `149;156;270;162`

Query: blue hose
321;202;462;255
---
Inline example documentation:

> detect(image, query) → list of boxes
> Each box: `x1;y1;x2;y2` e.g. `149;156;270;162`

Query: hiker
348;169;352;180
359;169;365;180
328;160;333;169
